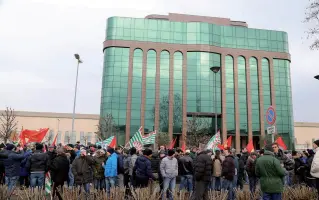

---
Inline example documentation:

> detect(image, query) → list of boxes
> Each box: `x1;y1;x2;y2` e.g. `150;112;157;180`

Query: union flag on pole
128;127;143;151
19;128;49;146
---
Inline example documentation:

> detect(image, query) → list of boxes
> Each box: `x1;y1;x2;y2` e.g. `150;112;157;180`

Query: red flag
246;139;255;153
275;137;287;150
51;133;58;146
169;137;177;149
223;136;232;148
181;142;186;153
19;128;49;146
108;136;116;148
217;144;225;150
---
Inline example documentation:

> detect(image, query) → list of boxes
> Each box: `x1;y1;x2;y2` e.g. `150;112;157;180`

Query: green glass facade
101;15;294;149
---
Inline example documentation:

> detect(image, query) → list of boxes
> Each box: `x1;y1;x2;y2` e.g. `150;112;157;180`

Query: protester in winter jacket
129;147;138;186
3;144;24;192
160;149;178;200
192;149;213;200
150;152;160;179
134;148;155;188
212;150;222;191
305;149;316;187
245;152;258;192
272;143;294;186
115;147;124;187
19;148;32;189
311;140;319;195
93;149;106;190
123;148;131;191
0;143;6;185
103;147;117;193
189;147;197;160
256;145;286;200
179;150;193;192
72;149;94;194
25;143;48;188
221;148;236;200
292;151;305;184
49;148;70;200
158;151;166;192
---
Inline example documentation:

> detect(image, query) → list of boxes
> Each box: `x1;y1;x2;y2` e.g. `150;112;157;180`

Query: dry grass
0;184;316;200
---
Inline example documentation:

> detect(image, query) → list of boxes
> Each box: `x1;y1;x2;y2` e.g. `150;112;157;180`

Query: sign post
266;106;276;143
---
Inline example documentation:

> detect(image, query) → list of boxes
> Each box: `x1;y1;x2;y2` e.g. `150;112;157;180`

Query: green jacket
255;151;286;193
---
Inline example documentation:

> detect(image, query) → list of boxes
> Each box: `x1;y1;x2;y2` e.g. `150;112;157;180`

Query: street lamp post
210;66;221;135
71;54;83;137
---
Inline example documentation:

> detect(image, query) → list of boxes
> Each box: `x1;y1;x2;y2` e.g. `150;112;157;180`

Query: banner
96;136;116;149
19;128;49;146
142;130;156;145
128;127;143;151
206;130;221;151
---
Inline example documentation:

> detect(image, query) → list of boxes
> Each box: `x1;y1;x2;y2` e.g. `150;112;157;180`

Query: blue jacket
20;151;32;176
134;155;154;180
104;153;117;177
4;151;26;177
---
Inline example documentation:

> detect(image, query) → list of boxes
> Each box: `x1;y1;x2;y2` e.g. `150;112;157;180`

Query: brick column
125;48;134;144
245;56;253;142
140;49;147;131
221;54;227;143
154;49;161;149
257;57;265;143
233;56;240;152
168;51;174;142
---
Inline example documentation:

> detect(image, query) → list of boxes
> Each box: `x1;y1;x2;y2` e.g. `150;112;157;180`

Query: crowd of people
0;140;318;200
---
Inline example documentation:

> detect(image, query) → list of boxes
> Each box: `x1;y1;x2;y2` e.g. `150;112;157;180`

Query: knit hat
313;140;319;147
107;147;114;154
264;144;273;152
6;144;15;151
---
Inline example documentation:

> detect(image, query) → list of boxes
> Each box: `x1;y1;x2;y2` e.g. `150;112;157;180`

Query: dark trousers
135;176;149;188
316;178;319;197
52;182;64;200
19;176;29;188
192;181;209;200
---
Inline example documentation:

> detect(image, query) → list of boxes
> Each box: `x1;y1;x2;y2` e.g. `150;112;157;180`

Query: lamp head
74;54;83;63
210;66;220;73
315;75;319;80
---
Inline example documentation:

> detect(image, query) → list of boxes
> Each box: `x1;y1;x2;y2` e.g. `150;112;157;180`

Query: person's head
271;143;279;153
48;145;54;152
76;141;80;145
6;143;16;151
192;147;197;152
130;147;137;155
80;149;87;157
250;152;257;159
307;149;315;157
292;150;298;157
242;148;247;153
313;140;319;149
97;145;102;149
36;143;43;151
215;150;221;158
159;150;166;158
107;147;115;155
123;149;129;156
259;149;265;156
159;145;165;151
185;149;191;155
115;147;123;154
56;147;65;155
206;149;213;156
168;149;175;157
143;148;152;158
224;148;231;156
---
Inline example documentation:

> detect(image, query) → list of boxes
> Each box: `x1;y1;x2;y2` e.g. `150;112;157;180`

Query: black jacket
150;153;160;174
4;150;25;177
222;155;236;181
26;150;49;172
179;155;193;175
72;156;94;184
49;154;69;184
134;155;155;180
0;150;8;173
193;151;212;182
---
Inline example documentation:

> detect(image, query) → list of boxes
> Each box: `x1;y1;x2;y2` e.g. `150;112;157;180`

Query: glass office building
101;13;293;149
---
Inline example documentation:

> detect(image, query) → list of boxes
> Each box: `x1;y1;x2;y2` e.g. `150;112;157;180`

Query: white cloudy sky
0;0;317;122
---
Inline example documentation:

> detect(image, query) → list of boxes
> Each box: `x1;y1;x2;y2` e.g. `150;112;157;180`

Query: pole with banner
266;106;276;143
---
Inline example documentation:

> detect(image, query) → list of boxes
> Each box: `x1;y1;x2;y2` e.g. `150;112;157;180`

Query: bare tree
152;93;183;132
95;114;118;140
186;114;211;147
0;107;18;143
157;132;170;147
43;131;54;144
305;0;319;49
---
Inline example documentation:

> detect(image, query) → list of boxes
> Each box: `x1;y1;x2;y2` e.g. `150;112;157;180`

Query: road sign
266;106;276;125
267;126;276;135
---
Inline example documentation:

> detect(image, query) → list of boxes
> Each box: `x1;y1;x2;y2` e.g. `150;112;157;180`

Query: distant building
0;110;99;145
100;13;293;149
